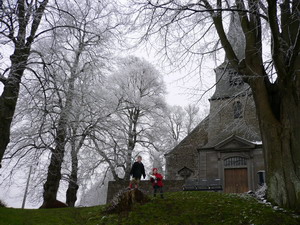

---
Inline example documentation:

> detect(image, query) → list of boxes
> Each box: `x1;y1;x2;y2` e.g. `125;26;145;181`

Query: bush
0;199;6;208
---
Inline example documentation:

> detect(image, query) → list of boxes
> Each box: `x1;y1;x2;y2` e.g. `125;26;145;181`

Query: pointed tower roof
210;11;247;100
226;11;245;61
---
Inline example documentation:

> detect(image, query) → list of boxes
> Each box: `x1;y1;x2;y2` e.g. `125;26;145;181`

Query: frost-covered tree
97;56;167;180
1;0;122;208
39;0;121;208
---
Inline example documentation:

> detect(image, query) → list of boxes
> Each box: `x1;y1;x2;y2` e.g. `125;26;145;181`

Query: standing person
129;155;146;189
150;168;164;198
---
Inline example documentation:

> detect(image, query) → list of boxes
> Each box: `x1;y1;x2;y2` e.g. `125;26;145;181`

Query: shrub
0;199;6;208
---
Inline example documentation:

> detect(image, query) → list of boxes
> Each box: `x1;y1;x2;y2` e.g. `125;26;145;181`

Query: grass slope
1;191;299;225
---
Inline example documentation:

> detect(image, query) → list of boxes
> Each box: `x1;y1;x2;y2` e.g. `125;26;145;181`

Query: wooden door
224;168;248;193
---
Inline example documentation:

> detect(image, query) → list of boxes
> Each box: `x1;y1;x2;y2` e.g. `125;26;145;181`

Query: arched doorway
224;156;248;193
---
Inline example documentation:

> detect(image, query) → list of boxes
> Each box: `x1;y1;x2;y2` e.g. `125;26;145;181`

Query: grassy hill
1;191;299;225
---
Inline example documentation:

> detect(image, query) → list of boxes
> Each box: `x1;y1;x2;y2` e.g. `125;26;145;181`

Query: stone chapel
164;14;265;193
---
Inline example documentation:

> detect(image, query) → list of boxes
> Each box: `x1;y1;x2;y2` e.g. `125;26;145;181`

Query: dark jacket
130;162;146;179
150;173;164;187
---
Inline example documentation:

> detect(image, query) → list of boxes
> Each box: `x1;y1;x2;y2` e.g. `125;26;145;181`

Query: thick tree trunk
65;128;86;207
251;78;300;211
266;96;300;210
0;81;19;165
0;0;48;165
40;121;67;207
0;52;29;165
41;152;64;207
66;181;79;207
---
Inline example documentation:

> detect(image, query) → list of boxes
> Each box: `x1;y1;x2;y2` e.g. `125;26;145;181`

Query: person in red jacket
150;168;164;198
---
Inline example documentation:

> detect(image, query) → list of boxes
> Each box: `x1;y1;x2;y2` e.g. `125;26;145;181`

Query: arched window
233;101;243;119
224;156;247;167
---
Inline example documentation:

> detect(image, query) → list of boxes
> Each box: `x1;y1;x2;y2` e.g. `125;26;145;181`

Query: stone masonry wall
106;180;185;204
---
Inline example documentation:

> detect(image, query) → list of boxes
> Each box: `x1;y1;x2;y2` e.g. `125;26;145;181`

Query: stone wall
106;180;185;203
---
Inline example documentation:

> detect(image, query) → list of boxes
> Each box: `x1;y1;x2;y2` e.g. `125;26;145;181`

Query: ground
0;191;299;225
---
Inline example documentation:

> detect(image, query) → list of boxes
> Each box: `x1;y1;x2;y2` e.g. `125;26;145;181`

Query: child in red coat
150;168;164;198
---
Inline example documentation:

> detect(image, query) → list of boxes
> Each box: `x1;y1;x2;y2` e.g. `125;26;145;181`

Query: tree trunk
0;52;29;165
65;126;87;207
0;0;48;165
124;108;140;180
251;77;300;211
265;97;300;210
41;119;67;207
66;180;79;207
0;80;20;165
41;78;76;207
66;146;79;207
124;147;134;181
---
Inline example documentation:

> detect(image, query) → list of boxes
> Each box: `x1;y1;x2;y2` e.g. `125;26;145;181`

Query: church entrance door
224;168;248;193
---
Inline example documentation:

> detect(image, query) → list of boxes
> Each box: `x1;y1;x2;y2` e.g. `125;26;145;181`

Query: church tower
165;12;265;193
205;12;260;146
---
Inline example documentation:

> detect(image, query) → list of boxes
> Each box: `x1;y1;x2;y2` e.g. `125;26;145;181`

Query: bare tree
164;104;201;145
166;105;186;145
184;104;202;135
0;0;49;166
144;103;201;172
132;0;300;210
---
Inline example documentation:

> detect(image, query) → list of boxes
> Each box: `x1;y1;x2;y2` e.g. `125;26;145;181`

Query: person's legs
153;185;158;197
135;178;140;188
129;178;137;189
159;186;164;198
128;180;133;189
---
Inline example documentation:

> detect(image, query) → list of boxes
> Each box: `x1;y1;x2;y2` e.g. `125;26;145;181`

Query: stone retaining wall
106;180;185;203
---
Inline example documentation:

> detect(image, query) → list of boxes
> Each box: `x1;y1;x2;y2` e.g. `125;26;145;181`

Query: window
229;70;244;86
178;167;194;179
224;157;247;167
233;101;243;119
257;171;266;186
